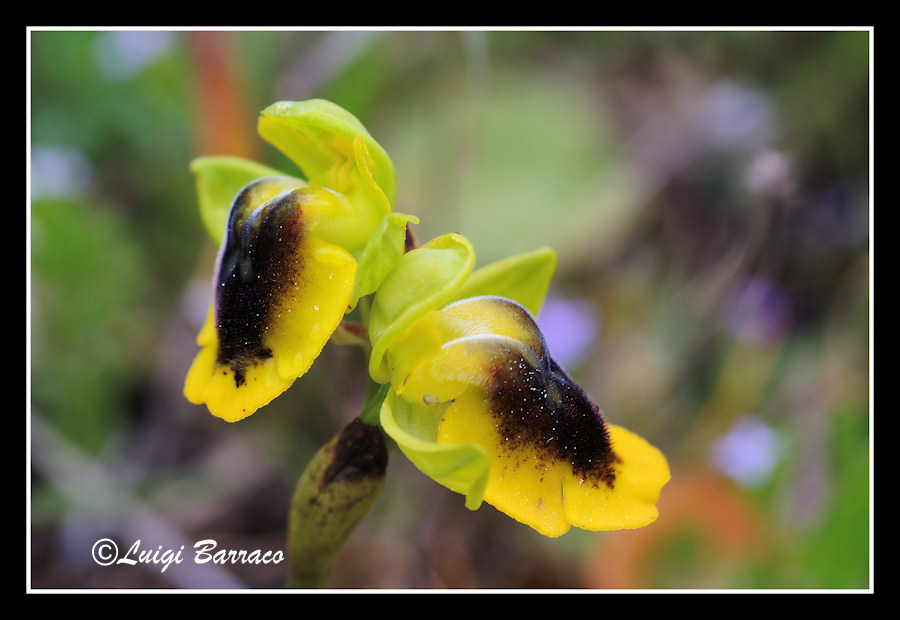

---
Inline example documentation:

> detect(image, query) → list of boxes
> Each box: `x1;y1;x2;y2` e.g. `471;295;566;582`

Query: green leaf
190;155;291;243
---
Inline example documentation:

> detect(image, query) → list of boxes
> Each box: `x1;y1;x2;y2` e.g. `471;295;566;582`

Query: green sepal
452;246;558;316
347;212;420;311
190;155;294;244
367;233;475;383
258;99;397;207
380;389;489;510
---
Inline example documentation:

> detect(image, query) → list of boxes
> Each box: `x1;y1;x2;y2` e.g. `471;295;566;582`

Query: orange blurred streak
582;469;766;589
187;31;260;160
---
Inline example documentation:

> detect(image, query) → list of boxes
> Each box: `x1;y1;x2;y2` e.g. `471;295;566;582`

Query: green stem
359;382;389;426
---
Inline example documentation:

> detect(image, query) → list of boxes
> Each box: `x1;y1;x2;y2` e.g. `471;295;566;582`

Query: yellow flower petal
184;322;296;422
437;366;669;537
184;179;356;422
391;296;670;536
562;424;670;532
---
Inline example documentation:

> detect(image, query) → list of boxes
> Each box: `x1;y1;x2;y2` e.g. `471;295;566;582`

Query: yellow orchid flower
372;235;670;537
184;101;413;422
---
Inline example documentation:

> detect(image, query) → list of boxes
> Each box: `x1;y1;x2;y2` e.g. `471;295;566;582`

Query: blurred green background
29;29;870;590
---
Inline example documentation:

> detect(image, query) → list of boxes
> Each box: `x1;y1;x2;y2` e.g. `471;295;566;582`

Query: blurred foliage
29;29;870;590
31;196;152;452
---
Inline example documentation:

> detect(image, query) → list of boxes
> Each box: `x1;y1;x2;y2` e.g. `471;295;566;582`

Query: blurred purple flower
723;277;792;345
94;31;175;81
537;295;598;369
712;416;783;487
698;80;776;152
31;146;93;198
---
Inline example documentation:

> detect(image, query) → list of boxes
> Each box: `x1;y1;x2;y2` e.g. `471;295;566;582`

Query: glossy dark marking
321;418;389;488
215;189;307;386
486;347;618;489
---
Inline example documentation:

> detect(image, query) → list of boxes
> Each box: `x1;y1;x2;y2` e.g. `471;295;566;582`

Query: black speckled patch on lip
487;349;619;489
214;189;307;387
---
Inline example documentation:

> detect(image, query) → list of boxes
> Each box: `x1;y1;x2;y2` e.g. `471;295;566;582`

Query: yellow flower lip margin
185;100;408;421
373;239;670;537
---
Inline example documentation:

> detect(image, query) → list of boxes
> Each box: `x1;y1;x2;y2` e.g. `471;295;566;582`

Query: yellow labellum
184;179;356;422
386;296;670;536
